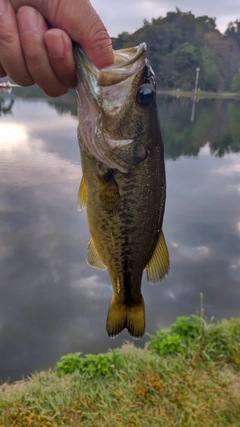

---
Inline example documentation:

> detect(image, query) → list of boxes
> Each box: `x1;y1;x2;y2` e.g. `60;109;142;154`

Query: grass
0;315;240;426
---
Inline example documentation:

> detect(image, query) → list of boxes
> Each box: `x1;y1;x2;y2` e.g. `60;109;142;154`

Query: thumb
11;0;114;68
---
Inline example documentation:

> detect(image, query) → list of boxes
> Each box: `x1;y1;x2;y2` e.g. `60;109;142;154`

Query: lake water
0;88;239;382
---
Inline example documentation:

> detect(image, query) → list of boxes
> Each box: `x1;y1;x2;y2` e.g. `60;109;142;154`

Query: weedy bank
0;315;240;427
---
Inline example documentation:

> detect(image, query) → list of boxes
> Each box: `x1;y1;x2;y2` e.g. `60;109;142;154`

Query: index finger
0;0;33;85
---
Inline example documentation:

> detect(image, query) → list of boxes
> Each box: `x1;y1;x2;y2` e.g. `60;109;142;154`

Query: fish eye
136;85;154;107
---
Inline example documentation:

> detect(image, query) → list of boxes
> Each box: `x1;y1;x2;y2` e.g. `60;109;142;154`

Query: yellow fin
87;237;107;271
146;231;170;283
106;296;145;339
97;170;120;212
78;176;86;211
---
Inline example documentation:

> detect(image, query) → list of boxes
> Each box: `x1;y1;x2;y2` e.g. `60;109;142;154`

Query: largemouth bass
73;43;169;338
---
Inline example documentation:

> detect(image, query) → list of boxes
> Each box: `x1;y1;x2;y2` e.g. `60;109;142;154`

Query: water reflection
0;88;239;382
0;98;14;116
158;96;240;159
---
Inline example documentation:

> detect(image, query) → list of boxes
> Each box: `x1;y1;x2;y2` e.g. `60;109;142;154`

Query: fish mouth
74;42;146;86
73;43;147;172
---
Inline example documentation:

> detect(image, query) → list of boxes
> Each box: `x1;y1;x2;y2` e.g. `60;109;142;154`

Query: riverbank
158;89;240;99
0;315;240;426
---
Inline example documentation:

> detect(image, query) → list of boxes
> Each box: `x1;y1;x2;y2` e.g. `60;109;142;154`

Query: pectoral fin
78;176;86;211
87;236;107;271
146;231;170;283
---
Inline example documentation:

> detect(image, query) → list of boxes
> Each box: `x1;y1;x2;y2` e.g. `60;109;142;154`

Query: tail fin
106;297;145;339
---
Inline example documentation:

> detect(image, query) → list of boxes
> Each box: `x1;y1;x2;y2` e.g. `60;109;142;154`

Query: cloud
91;0;240;36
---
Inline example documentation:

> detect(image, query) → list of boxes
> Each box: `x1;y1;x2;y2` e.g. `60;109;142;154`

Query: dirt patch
0;379;28;394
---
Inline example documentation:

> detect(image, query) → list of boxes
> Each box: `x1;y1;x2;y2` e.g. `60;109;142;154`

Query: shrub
55;350;123;378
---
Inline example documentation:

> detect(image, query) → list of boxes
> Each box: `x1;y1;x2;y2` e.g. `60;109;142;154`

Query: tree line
6;86;239;157
112;9;240;92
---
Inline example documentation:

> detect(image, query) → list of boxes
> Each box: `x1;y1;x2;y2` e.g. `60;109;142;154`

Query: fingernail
47;32;64;59
18;6;40;34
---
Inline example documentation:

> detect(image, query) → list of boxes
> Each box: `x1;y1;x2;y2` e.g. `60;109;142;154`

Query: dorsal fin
87;236;107;271
146;231;170;283
78;175;86;211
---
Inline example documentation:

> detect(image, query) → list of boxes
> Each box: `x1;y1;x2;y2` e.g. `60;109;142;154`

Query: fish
73;42;169;339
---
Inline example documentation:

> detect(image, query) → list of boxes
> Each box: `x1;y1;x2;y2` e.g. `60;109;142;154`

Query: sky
91;0;240;37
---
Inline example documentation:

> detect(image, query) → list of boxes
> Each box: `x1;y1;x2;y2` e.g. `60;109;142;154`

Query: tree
199;47;220;91
111;10;240;91
231;67;240;91
225;20;240;46
172;43;200;89
112;32;130;50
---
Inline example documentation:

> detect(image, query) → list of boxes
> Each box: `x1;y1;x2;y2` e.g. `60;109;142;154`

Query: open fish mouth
73;43;148;172
74;42;147;86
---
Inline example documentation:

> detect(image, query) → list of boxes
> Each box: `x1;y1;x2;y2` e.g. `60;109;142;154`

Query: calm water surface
0;89;239;381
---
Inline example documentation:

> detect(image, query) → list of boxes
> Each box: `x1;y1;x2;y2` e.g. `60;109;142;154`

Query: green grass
0;316;240;426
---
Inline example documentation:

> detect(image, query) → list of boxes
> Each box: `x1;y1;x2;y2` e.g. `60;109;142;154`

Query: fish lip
103;43;147;70
73;42;147;86
73;42;98;81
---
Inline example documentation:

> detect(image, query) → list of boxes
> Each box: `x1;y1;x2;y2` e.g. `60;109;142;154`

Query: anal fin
87;236;107;271
146;230;170;283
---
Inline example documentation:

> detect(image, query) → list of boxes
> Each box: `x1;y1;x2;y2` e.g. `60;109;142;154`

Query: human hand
0;0;113;96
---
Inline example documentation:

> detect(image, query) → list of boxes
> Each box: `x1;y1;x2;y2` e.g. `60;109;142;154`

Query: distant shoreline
157;90;240;99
